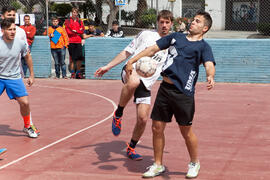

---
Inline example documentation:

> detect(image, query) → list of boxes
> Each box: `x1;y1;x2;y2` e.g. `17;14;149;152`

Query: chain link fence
0;0;269;37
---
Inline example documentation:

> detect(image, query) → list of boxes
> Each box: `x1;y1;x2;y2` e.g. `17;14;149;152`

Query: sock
76;70;80;74
129;139;138;149
23;114;31;128
71;70;75;73
115;105;124;117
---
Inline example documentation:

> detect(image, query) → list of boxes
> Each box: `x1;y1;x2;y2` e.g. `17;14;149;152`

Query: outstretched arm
94;50;131;77
204;61;215;90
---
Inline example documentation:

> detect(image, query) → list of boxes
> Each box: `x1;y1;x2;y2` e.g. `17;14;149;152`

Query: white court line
0;85;117;170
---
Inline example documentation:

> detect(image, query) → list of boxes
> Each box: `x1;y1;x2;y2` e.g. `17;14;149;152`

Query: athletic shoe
186;161;200;179
76;73;83;79
112;112;122;136
30;124;40;135
71;73;76;79
126;143;142;161
0;148;7;156
23;125;40;138
142;163;165;178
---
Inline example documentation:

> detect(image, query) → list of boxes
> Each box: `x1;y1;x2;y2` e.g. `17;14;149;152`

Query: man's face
2;23;16;41
157;17;173;37
1;10;16;20
24;16;30;25
52;19;59;26
72;10;78;19
112;24;119;31
188;15;209;35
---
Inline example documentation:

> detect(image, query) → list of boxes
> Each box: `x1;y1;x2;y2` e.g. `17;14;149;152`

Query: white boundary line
0;85;117;170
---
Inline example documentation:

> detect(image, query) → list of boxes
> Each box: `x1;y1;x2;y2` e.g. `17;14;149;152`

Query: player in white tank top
94;10;173;160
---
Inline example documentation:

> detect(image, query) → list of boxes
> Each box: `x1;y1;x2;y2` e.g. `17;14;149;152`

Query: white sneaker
23;125;39;138
186;161;200;179
142;163;165;178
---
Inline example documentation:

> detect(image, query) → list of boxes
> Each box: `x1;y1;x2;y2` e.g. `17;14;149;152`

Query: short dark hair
1;18;15;29
1;6;16;14
157;10;174;22
195;11;212;32
51;17;59;21
88;20;95;26
24;14;30;19
112;20;119;25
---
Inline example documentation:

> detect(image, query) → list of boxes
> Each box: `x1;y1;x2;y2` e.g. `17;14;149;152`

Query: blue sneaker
0;148;7;156
126;143;142;161
112;112;122;136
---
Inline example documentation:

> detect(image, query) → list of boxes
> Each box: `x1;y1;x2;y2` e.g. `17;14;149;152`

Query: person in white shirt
0;6;28;45
95;10;173;161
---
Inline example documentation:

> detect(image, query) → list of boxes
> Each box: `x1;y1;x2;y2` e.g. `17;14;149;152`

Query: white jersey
124;30;168;90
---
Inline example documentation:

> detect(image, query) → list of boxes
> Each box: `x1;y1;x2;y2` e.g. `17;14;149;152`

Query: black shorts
121;65;151;104
151;81;195;126
68;43;83;61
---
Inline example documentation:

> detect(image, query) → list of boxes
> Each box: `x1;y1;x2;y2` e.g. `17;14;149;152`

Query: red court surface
0;79;269;180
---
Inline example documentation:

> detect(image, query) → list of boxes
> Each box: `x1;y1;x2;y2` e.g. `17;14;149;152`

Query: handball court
0;79;269;180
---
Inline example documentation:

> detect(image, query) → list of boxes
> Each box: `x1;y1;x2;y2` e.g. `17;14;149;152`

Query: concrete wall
28;36;51;78
205;0;226;30
85;37;270;83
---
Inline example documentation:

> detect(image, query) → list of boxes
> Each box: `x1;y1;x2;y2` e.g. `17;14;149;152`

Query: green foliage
116;10;135;24
257;23;270;35
79;0;96;19
140;8;157;28
53;3;72;17
11;1;22;11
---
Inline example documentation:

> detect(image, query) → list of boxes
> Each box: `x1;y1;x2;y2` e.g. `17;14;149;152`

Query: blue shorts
0;78;28;100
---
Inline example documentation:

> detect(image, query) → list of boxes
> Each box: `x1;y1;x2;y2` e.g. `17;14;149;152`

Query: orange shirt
20;24;36;46
47;26;69;49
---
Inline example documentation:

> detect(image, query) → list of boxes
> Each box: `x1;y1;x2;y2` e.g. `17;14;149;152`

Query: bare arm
204;61;215;90
24;52;35;86
94;50;131;77
125;44;160;75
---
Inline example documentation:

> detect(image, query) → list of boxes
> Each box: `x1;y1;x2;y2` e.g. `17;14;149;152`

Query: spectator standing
20;15;36;76
105;20;124;38
48;17;69;79
175;18;186;33
65;7;84;79
83;20;104;38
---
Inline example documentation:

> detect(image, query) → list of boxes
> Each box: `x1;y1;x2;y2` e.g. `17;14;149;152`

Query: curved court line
0;85;117;170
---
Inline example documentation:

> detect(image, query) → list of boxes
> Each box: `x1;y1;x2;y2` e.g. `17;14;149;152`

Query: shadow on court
73;140;155;173
0;124;25;137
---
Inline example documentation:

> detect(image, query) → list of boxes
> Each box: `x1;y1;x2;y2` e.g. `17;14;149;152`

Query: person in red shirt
20;14;36;76
65;7;85;79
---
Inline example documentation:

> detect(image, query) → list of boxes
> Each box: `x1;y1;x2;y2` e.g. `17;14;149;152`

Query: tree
105;0;119;30
18;0;40;13
135;0;147;27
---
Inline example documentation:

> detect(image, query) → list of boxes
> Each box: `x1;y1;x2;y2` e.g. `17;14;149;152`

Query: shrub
140;8;157;28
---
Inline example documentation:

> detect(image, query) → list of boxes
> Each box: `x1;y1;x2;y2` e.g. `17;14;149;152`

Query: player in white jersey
95;10;173;160
0;6;28;45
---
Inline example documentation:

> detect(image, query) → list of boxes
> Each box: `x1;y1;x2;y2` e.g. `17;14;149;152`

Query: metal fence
0;0;269;37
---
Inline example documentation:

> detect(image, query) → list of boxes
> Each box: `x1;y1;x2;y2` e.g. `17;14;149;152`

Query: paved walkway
204;30;257;39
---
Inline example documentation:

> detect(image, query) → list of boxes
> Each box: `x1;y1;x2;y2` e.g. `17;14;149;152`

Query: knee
126;77;140;90
18;99;29;108
181;127;195;140
137;115;148;127
152;122;163;136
